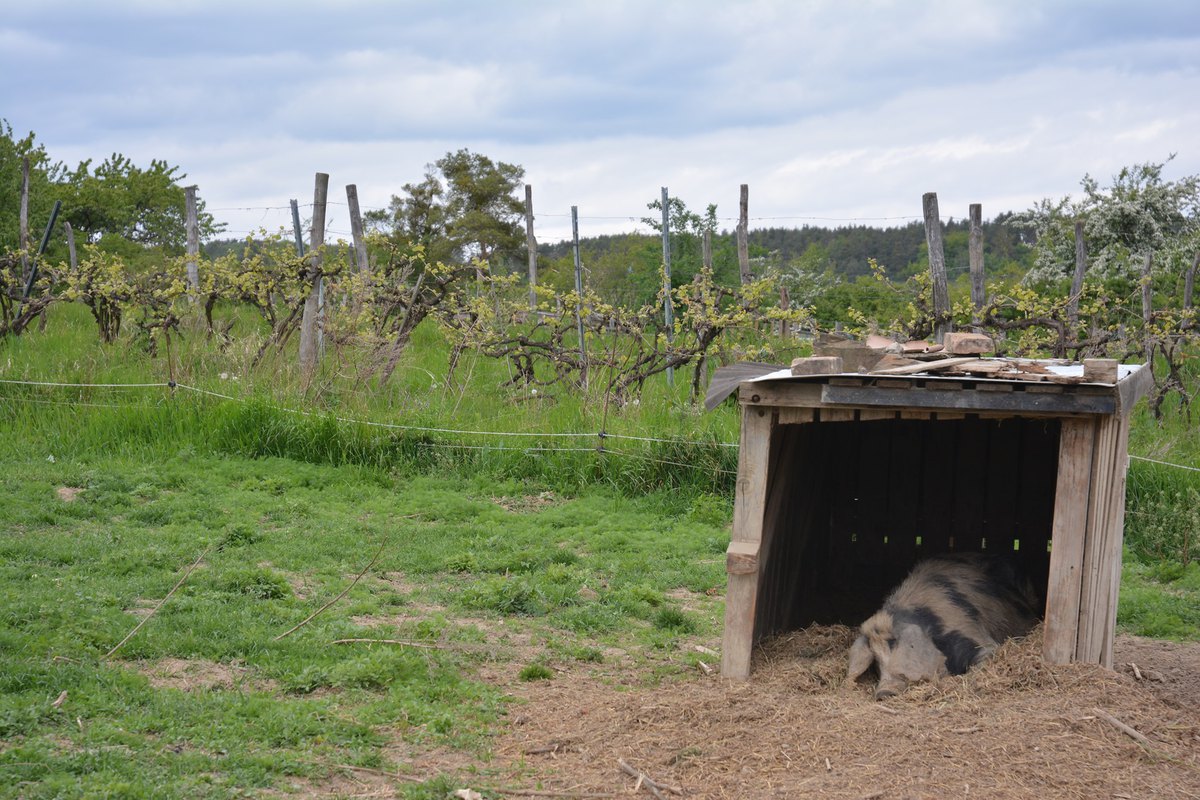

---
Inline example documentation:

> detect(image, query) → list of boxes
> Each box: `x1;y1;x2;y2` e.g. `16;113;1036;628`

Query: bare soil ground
474;627;1200;800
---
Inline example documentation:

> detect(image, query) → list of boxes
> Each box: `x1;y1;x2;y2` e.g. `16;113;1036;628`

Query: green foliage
0;120;66;253
1117;554;1200;640
1125;459;1200;565
366;148;526;270
62;153;221;252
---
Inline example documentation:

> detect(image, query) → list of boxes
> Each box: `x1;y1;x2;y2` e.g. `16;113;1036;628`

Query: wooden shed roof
736;358;1153;418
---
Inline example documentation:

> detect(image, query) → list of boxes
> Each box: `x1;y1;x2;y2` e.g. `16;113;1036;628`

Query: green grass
0;449;728;798
1;300;1198;797
1117;552;1200;640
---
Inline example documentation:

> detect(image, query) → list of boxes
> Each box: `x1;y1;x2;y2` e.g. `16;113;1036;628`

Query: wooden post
779;284;790;339
64;221;77;270
722;405;773;679
524;184;537;312
1043;418;1096;664
702;228;712;271
571;206;587;390
922;192;952;343
1183;251;1198;320
298;172;329;374
184;185;200;295
1141;251;1154;365
737;184;750;285
1067;221;1088;329
19;156;30;283
661;187;674;388
346;184;370;276
968;203;984;328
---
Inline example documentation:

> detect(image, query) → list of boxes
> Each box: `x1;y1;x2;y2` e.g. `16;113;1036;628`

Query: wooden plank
858;409;897;421
740;382;824;408
1116;363;1154;416
1097;416;1132;668
900;409;931;420
1043;418;1096;664
1076;415;1120;662
872;356;981;375
821;384;1115;415
726;540;760;575
1082;359;1119;384
791;356;843;376
818;408;855;422
777;407;814;424
722;407;774;679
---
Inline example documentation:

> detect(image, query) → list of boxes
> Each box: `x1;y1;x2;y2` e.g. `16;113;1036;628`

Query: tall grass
2;301;1196;554
0;303;740;497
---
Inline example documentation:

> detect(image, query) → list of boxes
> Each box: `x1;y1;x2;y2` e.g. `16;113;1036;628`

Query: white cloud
5;0;1199;246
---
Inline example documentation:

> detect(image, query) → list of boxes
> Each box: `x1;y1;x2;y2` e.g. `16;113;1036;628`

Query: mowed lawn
0;450;731;799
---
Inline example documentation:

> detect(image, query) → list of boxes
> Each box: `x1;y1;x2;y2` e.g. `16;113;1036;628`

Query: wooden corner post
722;404;773;679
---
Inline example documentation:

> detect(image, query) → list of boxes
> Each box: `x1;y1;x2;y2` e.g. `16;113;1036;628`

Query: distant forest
539;214;1036;282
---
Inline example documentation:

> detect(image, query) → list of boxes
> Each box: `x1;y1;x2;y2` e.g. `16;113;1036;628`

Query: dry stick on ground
617;758;681;798
1093;708;1152;749
331;638;443;650
273;535;390;641
103;545;212;659
487;789;616;799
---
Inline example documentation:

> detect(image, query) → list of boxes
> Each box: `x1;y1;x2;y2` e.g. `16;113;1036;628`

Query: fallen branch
1093;708;1151;749
274;535;390;641
488;789;616;798
104;544;212;659
617;758;681;798
331;638;443;650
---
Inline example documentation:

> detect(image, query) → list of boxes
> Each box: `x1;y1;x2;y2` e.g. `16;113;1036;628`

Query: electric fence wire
170;383;725;446
3;378;1197;475
1129;454;1200;473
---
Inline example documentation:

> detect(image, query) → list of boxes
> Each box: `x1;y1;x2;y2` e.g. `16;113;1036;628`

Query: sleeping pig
847;553;1040;700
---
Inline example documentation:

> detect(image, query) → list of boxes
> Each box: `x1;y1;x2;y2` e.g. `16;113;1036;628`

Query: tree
364;171;456;265
61;154;221;256
0;121;65;254
368;149;526;272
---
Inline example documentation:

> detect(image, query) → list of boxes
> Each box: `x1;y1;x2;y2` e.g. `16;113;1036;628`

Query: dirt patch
480;626;1200;799
137;658;276;693
490;491;561;513
1115;634;1200;713
56;487;83;502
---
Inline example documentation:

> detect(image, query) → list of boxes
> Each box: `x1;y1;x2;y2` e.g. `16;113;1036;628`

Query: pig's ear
847;635;874;682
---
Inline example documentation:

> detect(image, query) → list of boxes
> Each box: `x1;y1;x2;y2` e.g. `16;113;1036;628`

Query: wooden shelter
720;357;1154;680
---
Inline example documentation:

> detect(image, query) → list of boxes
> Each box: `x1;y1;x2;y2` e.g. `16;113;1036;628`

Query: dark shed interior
751;416;1061;641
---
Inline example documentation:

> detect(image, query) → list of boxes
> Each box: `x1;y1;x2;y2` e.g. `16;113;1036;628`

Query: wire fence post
571;206;587;391
968;202;984;330
185;185;200;297
299;173;329;373
525;184;538;313
922;191;952;343
661;187;674;389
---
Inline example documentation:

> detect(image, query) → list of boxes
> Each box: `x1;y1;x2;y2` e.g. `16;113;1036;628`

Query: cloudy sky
4;0;1199;244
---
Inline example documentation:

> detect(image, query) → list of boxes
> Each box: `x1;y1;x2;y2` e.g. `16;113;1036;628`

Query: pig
847;553;1040;700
